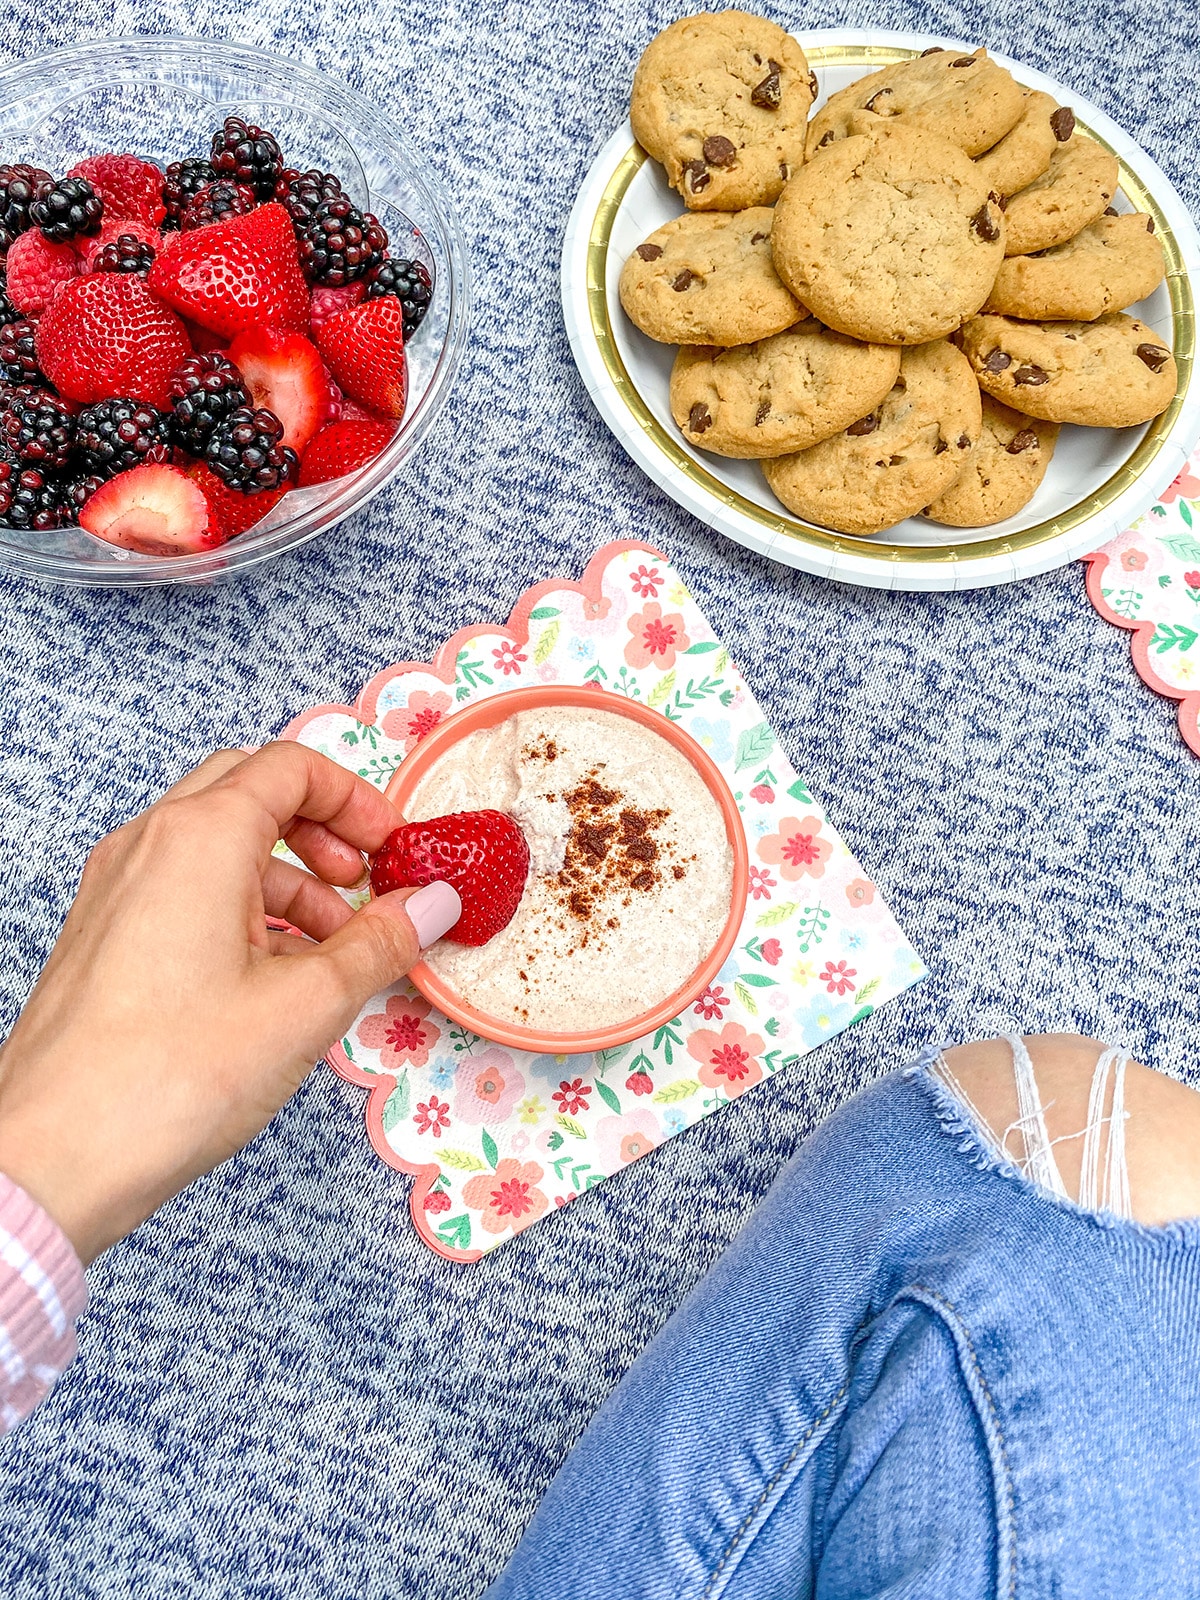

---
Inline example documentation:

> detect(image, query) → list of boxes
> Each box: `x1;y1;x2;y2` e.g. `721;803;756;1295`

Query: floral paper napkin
283;540;925;1260
1084;449;1200;757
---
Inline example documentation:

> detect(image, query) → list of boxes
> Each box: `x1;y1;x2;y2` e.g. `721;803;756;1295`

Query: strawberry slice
316;296;407;420
147;202;308;340
68;155;167;229
226;325;336;454
184;460;289;541
36;274;192;409
3;228;79;315
369;811;530;946
79;463;227;556
300;419;395;486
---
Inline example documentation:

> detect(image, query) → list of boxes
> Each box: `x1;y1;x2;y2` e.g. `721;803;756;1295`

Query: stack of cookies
620;11;1177;537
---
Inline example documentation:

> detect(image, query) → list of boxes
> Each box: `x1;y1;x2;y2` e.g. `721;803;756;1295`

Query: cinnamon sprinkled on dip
403;706;734;1031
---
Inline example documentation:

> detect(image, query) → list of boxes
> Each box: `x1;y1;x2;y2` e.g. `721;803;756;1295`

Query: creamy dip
405;704;734;1032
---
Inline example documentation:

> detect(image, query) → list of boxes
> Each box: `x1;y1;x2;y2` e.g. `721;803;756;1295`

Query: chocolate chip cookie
974;90;1068;198
669;318;902;457
761;339;983;535
924;394;1059;525
1002;134;1119;256
960;312;1177;427
630;12;814;211
985;212;1165;320
772;124;1006;345
805;47;1024;161
619;208;805;345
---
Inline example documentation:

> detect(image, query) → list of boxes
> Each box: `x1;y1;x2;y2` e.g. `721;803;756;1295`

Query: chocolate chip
817;131;835;149
808;70;818;99
751;61;782;110
984;349;1012;372
1006;428;1039;454
989;189;1008;211
636;242;663;262
864;87;894;113
755;400;770;425
846;412;879;436
1104;206;1119;216
703;135;737;168
779;161;789;180
1136;343;1169;372
682;158;710;193
750;231;768;244
1050;106;1075;141
1013;365;1049;385
951;56;977;67
672;269;697;292
935;437;949;454
971;204;1000;242
1148;217;1156;232
687;402;712;433
957;433;971;448
920;45;943;55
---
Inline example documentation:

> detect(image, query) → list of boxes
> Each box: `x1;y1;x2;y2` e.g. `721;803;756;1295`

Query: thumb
279;880;462;1046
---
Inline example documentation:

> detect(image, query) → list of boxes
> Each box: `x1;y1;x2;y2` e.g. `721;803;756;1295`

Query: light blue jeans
486;1043;1200;1598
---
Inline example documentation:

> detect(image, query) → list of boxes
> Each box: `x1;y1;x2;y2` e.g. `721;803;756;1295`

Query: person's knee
939;1034;1200;1227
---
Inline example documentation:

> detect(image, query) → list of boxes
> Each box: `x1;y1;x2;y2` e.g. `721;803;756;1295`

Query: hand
0;743;461;1265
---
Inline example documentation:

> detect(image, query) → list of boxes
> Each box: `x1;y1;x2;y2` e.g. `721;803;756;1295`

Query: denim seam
906;1284;1016;1600
698;1380;849;1600
904;1048;1200;1252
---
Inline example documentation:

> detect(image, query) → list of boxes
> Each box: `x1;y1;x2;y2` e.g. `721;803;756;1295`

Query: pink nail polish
404;881;462;948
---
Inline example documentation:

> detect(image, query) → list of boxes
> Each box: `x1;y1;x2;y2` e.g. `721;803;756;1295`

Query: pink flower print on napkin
693;983;731;1021
624;601;691;670
453;1048;526;1126
1162;463;1200;504
820;960;857;996
381;689;452;753
595;1109;660;1167
553;1077;592;1116
492;639;528;676
688;1022;766;1098
1121;548;1148;572
630;563;664;598
845;877;876;909
757;815;833;881
357;993;439;1070
462;1159;550;1236
413;1095;451;1138
747;866;776;901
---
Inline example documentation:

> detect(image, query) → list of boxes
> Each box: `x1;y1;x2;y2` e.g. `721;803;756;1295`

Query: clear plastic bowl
0;37;470;586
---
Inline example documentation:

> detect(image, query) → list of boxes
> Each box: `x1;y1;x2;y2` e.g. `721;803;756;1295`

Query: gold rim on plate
585;43;1196;568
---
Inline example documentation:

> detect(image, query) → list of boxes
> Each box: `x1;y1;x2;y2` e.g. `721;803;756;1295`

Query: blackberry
0;461;61;529
59;471;107;521
2;390;75;470
168;354;250;455
162;158;215;229
364;258;434;339
298;195;388;286
94;232;156;275
0;164;52;254
210;116;284;201
204;406;298;493
180;179;257;232
31;176;103;243
0;269;21;329
76;397;172;476
0;319;46;386
275;168;345;229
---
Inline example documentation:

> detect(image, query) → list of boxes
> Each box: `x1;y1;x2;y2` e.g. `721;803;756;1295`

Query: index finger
208;741;403;855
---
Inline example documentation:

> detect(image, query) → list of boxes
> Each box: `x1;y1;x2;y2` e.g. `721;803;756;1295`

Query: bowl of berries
0;37;468;585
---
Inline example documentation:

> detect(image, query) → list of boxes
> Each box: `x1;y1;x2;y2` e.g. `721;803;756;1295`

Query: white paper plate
562;28;1200;591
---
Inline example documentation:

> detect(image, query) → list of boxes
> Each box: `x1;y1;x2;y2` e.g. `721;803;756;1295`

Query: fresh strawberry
79;463;226;556
369;811;530;947
316;296;407;420
3;229;79;315
179;316;228;354
68;155;166;229
308;281;364;336
300;418;395;486
226;325;335;454
184;460;288;541
36;274;192;409
78;216;162;272
146;201;308;340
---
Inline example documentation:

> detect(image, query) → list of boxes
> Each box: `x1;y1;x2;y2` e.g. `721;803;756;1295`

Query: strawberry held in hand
370;811;530;947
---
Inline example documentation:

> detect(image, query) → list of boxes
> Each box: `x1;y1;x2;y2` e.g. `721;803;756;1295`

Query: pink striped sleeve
0;1172;87;1433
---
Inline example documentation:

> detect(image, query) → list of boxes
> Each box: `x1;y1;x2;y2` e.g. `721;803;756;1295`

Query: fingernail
404;881;462;948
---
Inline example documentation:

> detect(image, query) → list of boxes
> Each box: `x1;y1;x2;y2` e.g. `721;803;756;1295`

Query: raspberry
1;228;79;316
67;155;166;230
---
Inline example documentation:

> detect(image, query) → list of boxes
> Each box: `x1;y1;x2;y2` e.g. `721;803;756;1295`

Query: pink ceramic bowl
384;684;750;1053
